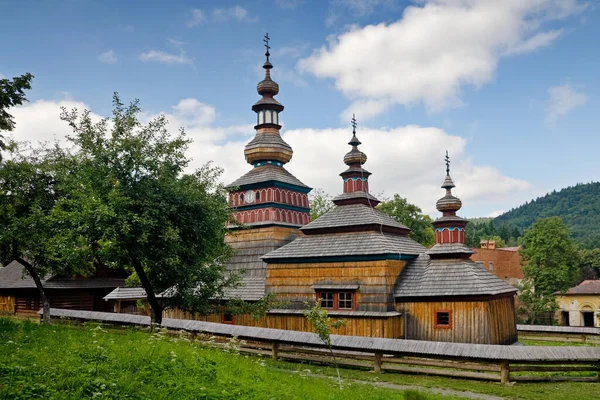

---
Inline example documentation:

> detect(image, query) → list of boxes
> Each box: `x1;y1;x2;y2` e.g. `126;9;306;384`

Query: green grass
0;318;455;400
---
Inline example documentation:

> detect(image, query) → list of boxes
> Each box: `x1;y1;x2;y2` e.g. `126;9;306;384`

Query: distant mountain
494;182;600;249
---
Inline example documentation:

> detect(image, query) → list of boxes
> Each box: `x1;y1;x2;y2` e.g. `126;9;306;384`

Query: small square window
435;311;452;328
319;292;334;309
338;292;353;309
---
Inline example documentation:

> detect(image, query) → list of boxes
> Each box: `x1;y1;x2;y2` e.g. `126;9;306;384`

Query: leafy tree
0;141;75;322
518;217;580;324
308;188;333;221
577;248;600;282
57;94;235;324
0;73;34;161
377;194;435;247
494;182;600;249
304;302;346;390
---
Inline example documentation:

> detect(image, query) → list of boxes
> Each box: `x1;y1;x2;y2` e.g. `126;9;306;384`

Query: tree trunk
17;257;51;323
131;256;162;325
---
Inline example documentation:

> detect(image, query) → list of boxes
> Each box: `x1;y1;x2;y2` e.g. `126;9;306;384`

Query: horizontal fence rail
42;309;600;384
517;324;600;344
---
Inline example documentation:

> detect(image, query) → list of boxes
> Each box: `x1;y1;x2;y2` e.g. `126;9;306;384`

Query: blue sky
2;0;599;217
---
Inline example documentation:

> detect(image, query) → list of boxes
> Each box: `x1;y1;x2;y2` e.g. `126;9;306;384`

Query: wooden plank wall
163;309;404;339
266;259;406;312
0;296;15;314
401;295;517;344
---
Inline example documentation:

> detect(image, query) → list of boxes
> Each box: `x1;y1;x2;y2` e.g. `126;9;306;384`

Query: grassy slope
0;319;454;400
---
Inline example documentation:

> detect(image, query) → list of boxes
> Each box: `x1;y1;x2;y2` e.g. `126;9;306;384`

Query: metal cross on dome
445;150;451;175
264;33;271;60
351;114;357;133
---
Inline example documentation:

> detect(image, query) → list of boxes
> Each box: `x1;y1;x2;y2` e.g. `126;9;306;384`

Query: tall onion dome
243;34;292;167
333;115;380;207
428;152;472;258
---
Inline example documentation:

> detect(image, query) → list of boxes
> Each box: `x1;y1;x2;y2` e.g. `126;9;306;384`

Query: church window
338;292;353;309
273;111;278;124
488;261;494;271
265;111;272;124
317;291;355;310
435;310;452;328
319;292;334;309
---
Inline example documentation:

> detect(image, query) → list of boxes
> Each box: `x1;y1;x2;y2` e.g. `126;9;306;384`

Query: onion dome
335;115;378;206
344;130;368;166
244;34;292;166
436;152;462;215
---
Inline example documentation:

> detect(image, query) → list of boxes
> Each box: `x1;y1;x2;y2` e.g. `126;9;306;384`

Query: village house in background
471;240;524;286
0;260;126;317
556;280;600;327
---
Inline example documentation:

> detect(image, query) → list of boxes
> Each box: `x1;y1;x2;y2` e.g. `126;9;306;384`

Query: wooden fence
42;308;600;384
517;324;600;344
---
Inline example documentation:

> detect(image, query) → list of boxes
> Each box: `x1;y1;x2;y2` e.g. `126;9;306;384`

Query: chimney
480;240;488;249
488;240;496;250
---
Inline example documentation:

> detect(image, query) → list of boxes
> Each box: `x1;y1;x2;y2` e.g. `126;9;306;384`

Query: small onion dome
344;147;367;166
436;194;462;213
344;132;367;166
257;64;279;96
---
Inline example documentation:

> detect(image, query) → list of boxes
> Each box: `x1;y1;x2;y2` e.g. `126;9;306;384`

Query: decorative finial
351;114;357;134
445;150;450;175
264;33;271;62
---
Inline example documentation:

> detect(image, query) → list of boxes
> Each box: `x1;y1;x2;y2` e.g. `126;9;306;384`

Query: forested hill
494;182;600;249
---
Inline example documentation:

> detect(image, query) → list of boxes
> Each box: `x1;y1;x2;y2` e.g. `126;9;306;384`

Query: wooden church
152;37;518;344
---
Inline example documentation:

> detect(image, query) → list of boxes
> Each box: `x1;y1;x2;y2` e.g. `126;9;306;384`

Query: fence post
373;351;383;373
500;361;510;384
271;342;279;360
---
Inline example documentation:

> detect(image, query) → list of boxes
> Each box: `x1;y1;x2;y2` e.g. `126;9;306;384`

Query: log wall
163;308;403;339
266;259;407;312
400;295;518;344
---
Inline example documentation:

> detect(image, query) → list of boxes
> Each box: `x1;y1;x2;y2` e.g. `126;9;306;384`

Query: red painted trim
434;309;452;329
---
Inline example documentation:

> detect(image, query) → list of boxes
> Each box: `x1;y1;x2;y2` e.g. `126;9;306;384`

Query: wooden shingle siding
266;259;406;313
400;295;517;344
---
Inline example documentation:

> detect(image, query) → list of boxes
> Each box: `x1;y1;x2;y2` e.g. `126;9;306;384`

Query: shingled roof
0;260;126;290
225;165;309;190
562;280;600;295
300;203;410;235
394;254;517;298
262;231;425;262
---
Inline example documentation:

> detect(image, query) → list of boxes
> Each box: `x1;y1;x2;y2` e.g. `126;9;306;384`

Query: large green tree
377;194;435;247
518;217;580;324
57;94;236;324
0;141;75;322
0;73;34;160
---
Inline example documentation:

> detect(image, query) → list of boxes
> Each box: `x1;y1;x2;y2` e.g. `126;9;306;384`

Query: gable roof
394;254;517;298
0;260;126;290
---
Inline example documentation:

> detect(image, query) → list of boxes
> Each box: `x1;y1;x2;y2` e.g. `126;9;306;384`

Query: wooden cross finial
351;114;357;133
445;150;450;175
264;33;271;60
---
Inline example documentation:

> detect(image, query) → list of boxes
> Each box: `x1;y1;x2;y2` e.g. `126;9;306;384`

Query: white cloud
188;9;206;27
10;97;533;217
139;50;192;65
97;50;117;64
213;6;255;22
546;84;587;124
300;0;586;120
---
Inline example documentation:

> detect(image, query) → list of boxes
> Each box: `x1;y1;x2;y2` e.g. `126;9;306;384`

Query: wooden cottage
0;260;126;318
